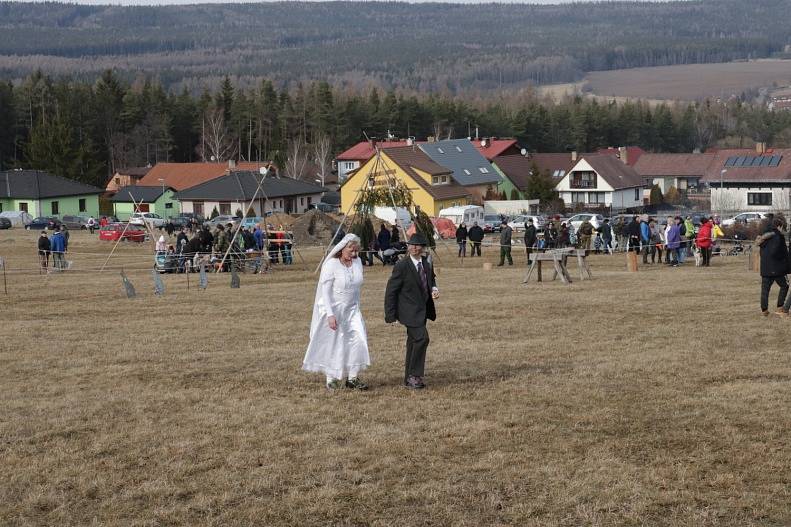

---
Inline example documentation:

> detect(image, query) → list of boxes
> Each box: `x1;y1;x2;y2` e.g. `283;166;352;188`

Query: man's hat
406;233;429;246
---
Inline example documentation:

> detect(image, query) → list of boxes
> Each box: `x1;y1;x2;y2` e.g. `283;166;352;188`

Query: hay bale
291;209;340;247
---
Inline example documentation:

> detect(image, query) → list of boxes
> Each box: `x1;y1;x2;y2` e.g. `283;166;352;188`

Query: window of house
114;177;120;185
345;162;356;170
193;203;204;216
307;197;312;206
571;193;585;203
479;167;489;173
78;198;86;212
300;197;305;206
219;203;231;215
455;146;463;152
748;192;772;206
165;202;173;209
634;188;640;201
432;176;439;184
19;202;28;212
571;171;596;189
464;169;471;175
441;175;448;183
51;201;59;215
588;192;606;204
0;203;3;212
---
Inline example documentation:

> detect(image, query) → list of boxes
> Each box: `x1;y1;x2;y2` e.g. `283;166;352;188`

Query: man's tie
417;261;428;293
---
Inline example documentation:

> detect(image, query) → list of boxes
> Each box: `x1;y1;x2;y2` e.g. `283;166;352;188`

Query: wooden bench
523;248;593;285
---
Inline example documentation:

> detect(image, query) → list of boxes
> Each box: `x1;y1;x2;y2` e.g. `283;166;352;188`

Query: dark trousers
458;241;466;257
761;275;789;311
701;247;712;266
499;246;513;265
405;325;429;381
470;242;481;256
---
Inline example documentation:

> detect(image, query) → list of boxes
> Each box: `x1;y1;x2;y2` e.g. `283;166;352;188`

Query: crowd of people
447;214;728;268
154;222;294;273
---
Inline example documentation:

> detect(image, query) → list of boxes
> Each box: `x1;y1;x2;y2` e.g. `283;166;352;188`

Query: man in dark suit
385;233;439;389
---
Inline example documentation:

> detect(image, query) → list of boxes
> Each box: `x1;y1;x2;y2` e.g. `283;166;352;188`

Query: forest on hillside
4;71;791;189
0;0;790;93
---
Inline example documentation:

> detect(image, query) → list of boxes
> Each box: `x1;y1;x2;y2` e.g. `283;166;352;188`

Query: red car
98;223;146;243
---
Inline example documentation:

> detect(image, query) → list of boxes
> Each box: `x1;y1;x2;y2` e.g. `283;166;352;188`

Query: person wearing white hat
303;233;371;390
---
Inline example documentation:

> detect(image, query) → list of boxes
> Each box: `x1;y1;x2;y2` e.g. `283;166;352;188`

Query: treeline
4;70;791;188
0;1;789;92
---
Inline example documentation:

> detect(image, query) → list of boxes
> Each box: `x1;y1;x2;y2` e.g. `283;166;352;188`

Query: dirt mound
291;209;340;246
266;213;295;229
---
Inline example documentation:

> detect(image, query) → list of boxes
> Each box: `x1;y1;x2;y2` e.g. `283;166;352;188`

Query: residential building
339;146;470;217
174;170;326;217
596;146;646;166
418;139;502;204
0;169;102;218
703;148;791;214
110;185;178;220
634;153;715;194
555;155;644;210
137;161;269;192
105;166;151;194
490;154;534;200
472;138;522;159
335;140;411;183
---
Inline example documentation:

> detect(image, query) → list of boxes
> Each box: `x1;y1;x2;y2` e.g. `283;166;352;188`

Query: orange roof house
138;161;268;191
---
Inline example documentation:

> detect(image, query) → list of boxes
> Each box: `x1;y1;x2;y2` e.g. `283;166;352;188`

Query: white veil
309;233;361;337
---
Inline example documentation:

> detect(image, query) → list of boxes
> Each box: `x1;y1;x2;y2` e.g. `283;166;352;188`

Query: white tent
0;211;33;227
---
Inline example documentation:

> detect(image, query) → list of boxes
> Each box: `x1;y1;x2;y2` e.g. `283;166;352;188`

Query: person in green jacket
683;216;695;257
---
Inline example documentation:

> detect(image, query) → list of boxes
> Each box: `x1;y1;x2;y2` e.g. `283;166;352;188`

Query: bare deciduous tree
313;134;332;187
201;107;237;162
284;137;309;180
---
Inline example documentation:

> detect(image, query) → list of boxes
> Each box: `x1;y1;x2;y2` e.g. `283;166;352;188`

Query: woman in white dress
303;233;371;390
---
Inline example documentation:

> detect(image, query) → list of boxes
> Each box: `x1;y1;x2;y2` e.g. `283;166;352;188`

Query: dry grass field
584;59;791;102
1;228;790;526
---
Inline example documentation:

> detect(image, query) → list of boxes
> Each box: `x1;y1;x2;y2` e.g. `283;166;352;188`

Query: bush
210;206;219;219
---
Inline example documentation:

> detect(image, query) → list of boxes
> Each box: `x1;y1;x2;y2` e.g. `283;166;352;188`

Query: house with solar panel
418;139;503;204
703;146;791;213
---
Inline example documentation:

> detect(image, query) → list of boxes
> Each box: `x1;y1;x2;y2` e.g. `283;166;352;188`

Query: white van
438;205;485;227
373;206;413;229
0;210;33;227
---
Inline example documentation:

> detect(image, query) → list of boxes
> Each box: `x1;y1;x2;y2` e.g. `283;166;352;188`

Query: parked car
308;202;339;213
129;212;166;228
61;214;94;230
204;215;241;229
0;210;33;227
507;214;545;232
0;217;11;229
722;212;769;227
240;216;266;230
98;223;146;243
27;216;61;230
482;214;505;233
567;213;604;231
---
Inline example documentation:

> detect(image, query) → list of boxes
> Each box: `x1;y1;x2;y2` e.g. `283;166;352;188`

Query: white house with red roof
555;155;645;210
335;140;412;183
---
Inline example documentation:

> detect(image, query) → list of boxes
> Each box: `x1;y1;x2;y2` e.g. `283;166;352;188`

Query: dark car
61;214;93;230
482;214;504;233
0;217;11;229
27;216;61;230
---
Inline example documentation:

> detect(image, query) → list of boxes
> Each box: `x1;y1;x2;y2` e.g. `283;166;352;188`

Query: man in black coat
758;217;790;316
385;233;439;389
467;221;484;257
524;218;537;263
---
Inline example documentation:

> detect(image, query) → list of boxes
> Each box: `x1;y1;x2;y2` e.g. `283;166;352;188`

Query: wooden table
523;248;592;285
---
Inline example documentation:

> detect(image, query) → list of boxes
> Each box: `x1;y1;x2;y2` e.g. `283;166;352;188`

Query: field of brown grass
584;59;791;102
1;229;790;525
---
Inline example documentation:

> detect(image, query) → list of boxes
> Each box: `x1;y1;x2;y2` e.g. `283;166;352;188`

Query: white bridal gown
303;256;370;379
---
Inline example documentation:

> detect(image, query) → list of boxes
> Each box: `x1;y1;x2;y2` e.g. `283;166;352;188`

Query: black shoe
405;376;425;389
345;377;369;390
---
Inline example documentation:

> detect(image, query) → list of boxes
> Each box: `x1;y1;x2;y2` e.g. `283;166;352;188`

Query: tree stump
627;251;638;272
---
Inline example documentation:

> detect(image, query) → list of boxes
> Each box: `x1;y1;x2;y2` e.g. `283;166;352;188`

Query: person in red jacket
696;216;713;267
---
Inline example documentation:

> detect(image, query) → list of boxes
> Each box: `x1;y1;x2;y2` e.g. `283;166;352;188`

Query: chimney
618;146;628;165
571;151;578;162
427;136;435;143
228;159;236;169
406;137;414;146
756;142;767;154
